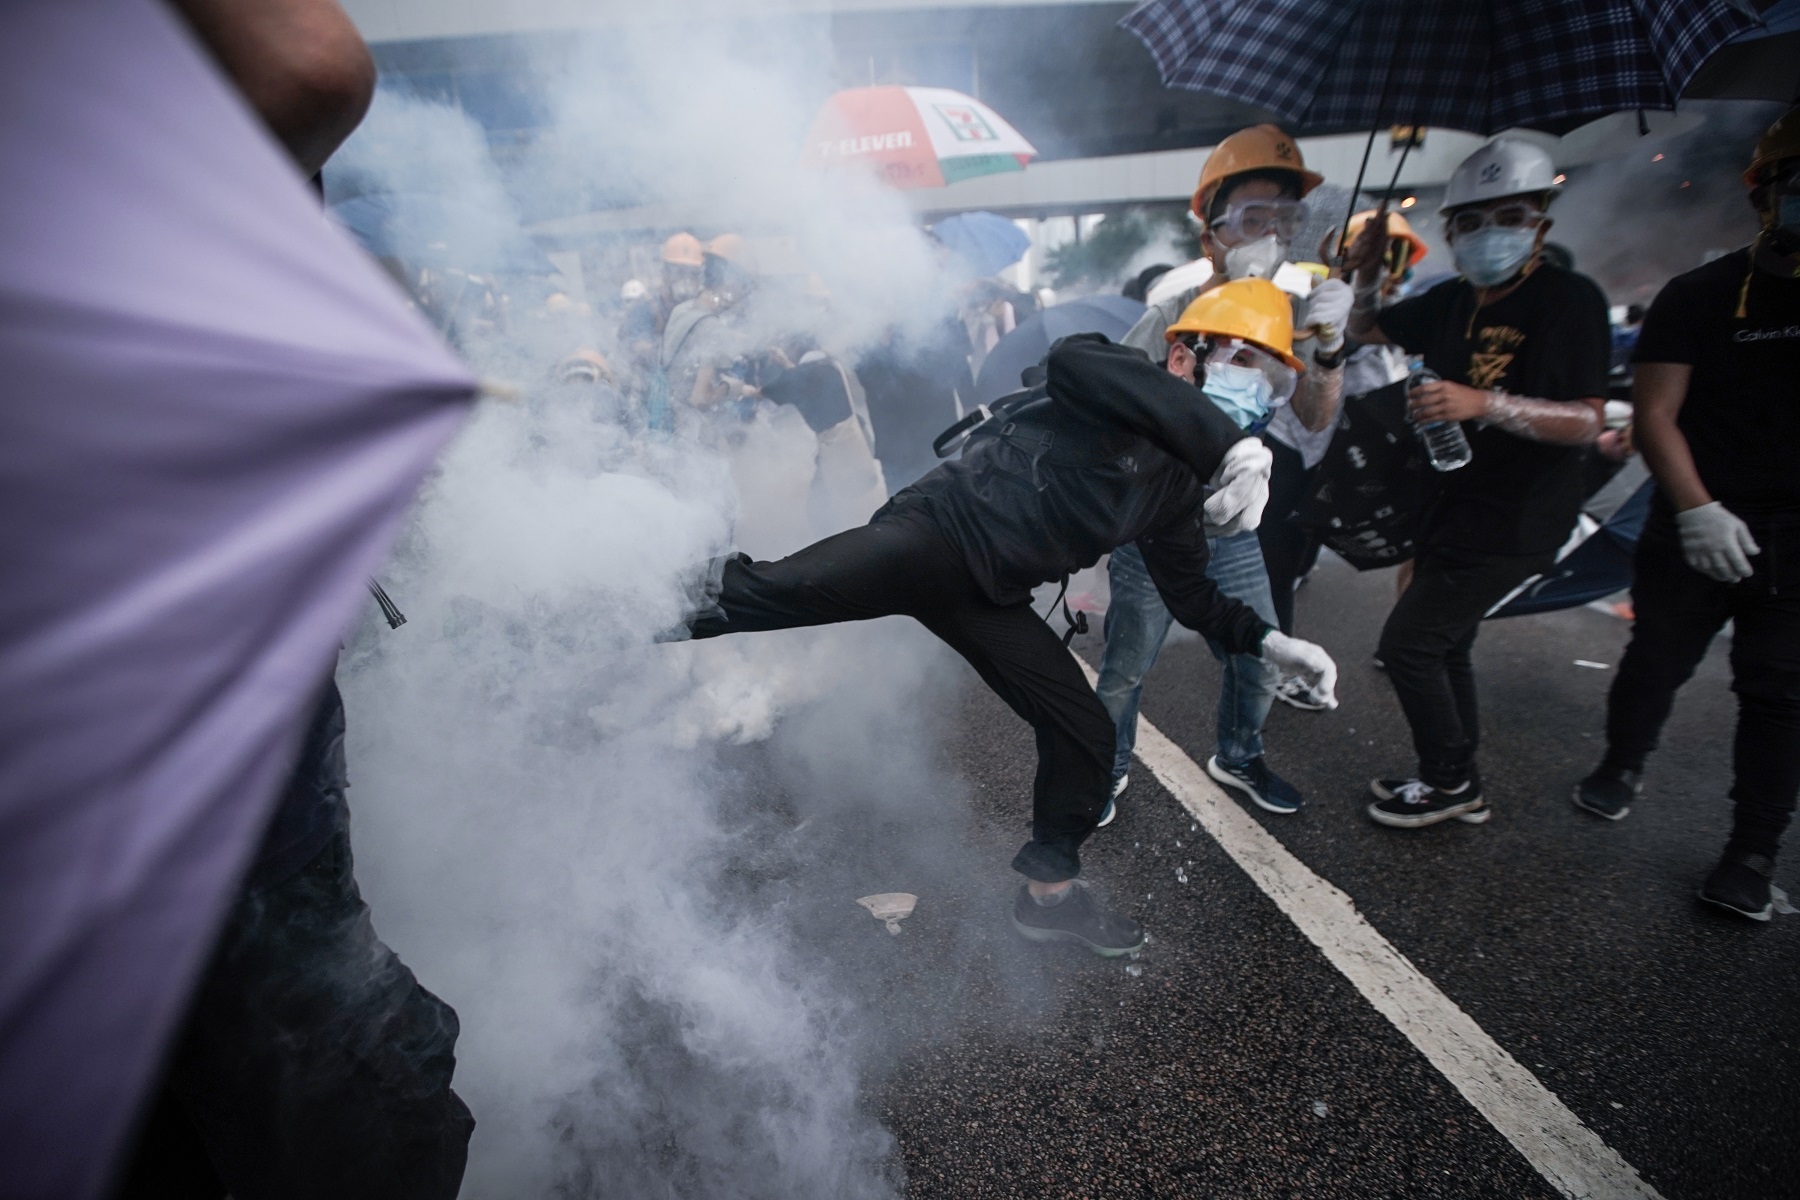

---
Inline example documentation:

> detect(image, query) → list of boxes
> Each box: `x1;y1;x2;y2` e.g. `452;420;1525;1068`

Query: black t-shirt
1379;265;1610;556
1633;247;1800;517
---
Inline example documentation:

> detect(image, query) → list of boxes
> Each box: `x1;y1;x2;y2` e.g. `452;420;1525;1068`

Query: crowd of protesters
45;0;1796;1194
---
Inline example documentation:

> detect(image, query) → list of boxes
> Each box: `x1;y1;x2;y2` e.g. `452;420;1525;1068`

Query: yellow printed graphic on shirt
1467;324;1524;389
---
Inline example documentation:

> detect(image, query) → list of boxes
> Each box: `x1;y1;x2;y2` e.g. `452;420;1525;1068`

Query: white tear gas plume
325;14;990;1196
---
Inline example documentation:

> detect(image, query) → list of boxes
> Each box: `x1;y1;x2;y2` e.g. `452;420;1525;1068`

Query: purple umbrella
0;4;476;1198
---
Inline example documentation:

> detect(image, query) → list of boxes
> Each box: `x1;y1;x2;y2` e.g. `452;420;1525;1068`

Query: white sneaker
1275;675;1331;712
1096;774;1128;828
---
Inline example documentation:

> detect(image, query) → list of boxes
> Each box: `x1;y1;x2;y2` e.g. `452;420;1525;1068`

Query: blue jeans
1096;533;1279;781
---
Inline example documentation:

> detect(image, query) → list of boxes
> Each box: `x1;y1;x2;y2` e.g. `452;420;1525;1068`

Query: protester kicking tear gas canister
660;286;1338;956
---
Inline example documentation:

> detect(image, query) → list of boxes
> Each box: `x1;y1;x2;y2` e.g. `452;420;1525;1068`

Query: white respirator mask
1222;234;1288;281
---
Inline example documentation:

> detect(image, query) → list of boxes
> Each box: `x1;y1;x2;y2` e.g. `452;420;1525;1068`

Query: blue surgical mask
1453;226;1538;287
1202;361;1275;430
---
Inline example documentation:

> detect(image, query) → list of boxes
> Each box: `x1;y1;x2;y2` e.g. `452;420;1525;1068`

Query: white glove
1303;278;1354;354
1676;501;1760;583
1204;437;1273;536
1260;631;1339;709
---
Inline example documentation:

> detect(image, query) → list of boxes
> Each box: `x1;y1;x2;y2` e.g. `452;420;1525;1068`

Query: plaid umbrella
1121;0;1763;136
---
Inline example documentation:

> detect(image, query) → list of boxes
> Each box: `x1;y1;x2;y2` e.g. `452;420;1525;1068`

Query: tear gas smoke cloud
327;14;982;1196
1543;101;1787;307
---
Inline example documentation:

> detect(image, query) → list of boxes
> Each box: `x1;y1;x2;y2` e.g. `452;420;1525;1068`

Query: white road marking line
1077;661;1664;1200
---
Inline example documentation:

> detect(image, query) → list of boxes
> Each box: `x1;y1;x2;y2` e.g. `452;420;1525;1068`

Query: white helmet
1440;138;1561;212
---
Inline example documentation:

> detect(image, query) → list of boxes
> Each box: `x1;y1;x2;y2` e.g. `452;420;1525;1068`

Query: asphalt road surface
755;551;1797;1200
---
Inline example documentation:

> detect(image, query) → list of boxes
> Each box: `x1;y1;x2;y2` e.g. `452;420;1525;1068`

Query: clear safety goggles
1211;198;1309;244
1198;336;1298;405
1447;201;1547;238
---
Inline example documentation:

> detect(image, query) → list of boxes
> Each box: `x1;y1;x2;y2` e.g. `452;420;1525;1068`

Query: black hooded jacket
878;334;1271;655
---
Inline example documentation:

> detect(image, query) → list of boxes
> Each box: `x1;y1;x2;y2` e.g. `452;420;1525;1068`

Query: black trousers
1378;546;1553;788
692;511;1114;882
1258;436;1321;636
117;817;474;1200
1604;512;1800;859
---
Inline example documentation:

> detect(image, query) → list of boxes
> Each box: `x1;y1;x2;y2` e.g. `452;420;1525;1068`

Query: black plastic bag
1293;380;1424;571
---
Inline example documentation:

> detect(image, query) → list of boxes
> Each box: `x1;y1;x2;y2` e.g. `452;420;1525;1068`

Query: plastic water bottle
1407;364;1473;472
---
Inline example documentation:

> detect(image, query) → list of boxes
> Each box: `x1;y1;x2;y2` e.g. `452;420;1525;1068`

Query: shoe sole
1367;798;1490;828
1275;692;1329;712
1010;914;1146;956
1206;755;1300;815
1696;891;1773;921
1570;783;1631;822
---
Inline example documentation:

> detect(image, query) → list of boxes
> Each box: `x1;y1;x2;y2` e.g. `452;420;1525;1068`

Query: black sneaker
1011;881;1146;956
1206;755;1303;814
1274;675;1331;712
1096;773;1129;829
1699;852;1775;921
1572;767;1641;821
1367;776;1488;827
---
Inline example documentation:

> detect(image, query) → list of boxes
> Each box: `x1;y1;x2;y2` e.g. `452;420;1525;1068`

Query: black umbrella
971;295;1148;406
1122;0;1765;255
1121;0;1762;137
1684;0;1800;102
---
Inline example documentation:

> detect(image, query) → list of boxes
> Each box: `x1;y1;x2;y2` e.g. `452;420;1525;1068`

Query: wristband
1312;343;1350;369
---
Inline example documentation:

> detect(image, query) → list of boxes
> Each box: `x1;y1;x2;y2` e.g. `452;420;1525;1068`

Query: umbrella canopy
801;86;1037;189
1490;461;1653;617
1120;0;1762;136
973;295;1147;405
0;3;474;1197
330;192;553;273
932;211;1033;277
1684;0;1800;101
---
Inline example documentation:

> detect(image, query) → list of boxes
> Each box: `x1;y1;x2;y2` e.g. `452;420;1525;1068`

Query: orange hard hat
1745;104;1800;186
1192;124;1325;222
556;349;615;385
661;232;705;267
705;233;756;269
1346;209;1429;268
1166;278;1305;372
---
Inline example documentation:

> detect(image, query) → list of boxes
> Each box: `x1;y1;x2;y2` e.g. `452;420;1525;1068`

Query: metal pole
1381;128;1418;204
1335;0;1414;259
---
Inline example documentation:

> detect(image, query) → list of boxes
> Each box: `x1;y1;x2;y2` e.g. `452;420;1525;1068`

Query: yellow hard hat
1192;124;1325;222
661;232;705;267
1346;209;1430;268
1166;278;1305;371
1745;104;1800;186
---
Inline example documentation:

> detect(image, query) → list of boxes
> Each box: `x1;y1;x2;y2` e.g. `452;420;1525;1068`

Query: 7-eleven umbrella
802;86;1037;189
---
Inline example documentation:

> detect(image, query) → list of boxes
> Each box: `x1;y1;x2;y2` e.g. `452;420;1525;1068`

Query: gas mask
1222;234;1288;281
1452;227;1538;287
666;266;703;304
1201;361;1277;430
